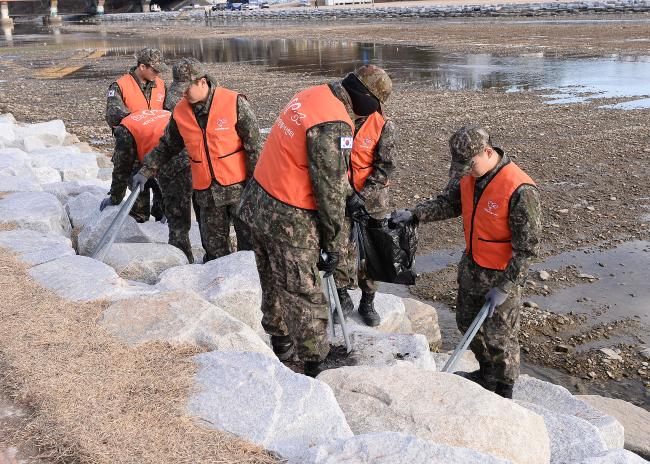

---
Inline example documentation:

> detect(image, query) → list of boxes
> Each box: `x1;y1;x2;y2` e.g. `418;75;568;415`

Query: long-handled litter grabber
90;187;141;261
321;254;352;353
441;301;490;373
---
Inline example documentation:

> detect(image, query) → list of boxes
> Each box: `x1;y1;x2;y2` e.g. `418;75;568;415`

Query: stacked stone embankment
0;114;648;463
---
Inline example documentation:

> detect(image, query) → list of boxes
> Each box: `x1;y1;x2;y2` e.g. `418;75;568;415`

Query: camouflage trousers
193;187;252;263
251;229;330;362
334;216;378;294
128;175;164;223
157;154;194;263
456;282;522;386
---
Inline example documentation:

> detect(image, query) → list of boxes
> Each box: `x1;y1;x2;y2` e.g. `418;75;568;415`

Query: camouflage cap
135;48;166;73
172;57;207;83
448;125;491;177
354;65;392;104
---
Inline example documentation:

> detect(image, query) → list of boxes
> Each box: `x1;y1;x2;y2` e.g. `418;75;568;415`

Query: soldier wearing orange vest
134;59;262;263
237;65;392;377
100;109;169;223
333;65;397;327
105;48;167;129
391;126;541;398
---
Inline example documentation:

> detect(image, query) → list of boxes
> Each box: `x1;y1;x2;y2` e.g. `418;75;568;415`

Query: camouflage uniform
335;117;397;293
237;81;355;363
140;70;262;263
105;48;167;129
156;64;194;262
412;127;542;387
108;125;164;223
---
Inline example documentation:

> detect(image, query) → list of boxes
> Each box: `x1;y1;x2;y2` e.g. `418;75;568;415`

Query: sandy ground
0;12;649;460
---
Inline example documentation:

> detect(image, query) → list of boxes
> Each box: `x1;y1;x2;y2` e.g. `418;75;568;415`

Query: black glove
99;197;116;211
318;251;339;277
346;192;366;218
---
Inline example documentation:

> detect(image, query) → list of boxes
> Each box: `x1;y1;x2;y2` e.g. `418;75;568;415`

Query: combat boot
455;369;497;392
332;288;354;324
303;360;326;378
358;291;380;327
271;335;294;362
495;382;514;399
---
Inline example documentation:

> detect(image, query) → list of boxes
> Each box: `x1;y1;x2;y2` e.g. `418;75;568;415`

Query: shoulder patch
340;136;353;149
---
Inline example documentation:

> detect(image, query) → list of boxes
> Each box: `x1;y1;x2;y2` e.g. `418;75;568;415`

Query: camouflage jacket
105;67;167;129
237;82;354;252
159;80;190;176
140;75;263;207
355;116;397;216
108;125;139;203
413;151;542;294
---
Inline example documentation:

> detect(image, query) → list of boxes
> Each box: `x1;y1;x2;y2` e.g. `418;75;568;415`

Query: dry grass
0;252;279;464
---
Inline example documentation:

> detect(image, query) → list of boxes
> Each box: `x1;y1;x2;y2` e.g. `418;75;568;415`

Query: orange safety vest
173;88;246;190
254;85;354;210
116;74;166;113
349;111;385;192
119;109;171;162
460;161;536;270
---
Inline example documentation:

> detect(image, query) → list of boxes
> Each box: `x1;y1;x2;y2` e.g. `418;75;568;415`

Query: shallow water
2;22;649;107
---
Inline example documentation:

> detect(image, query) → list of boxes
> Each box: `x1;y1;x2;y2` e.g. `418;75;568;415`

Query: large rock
0;147;30;171
293;432;512;464
187;351;353;460
0;192;71;238
137;219;203;248
31;166;62;184
102;243;189;284
432;350;480;373
402;297;442;351
514;375;624;450
570;449;650;464
29;148;99;181
516;400;607;463
0;123;16;146
14;120;67;148
28;255;156;302
318;366;550;464
346;289;412;333
77;206;148;256
100;292;272;355
350;332;435;370
0;174;42;193
578;395;650;459
0;229;75;266
43;180;107;204
156;251;265;337
65;191;105;229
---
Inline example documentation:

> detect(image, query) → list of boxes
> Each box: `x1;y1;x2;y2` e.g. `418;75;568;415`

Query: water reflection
1;24;12;45
2;25;650;99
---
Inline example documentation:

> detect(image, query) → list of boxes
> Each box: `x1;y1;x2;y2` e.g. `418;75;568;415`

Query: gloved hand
99;197;115;212
132;172;149;193
390;209;413;224
318;251;340;277
485;287;509;317
346;192;366;218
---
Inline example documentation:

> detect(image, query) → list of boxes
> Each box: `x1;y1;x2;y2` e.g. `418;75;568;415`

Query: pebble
555;344;570;353
578;273;597;279
558;208;569;214
599;348;623;361
538;270;550;281
523;300;539;309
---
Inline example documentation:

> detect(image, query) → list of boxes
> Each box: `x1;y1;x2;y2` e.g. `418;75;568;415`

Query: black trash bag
357;215;418;285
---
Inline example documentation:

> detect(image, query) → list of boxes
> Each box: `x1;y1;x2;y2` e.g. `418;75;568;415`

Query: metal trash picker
321;252;352;353
441;301;490;373
90;186;141;262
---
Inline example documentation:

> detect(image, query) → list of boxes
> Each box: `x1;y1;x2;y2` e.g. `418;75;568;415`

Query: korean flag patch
340;136;353;149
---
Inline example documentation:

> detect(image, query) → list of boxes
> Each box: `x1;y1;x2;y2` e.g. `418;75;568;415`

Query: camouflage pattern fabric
334;216;378;294
139;75;262;258
251;227;330;362
411;151;541;385
134;48;166;72
105;67;166;129
108;125;164;223
448;125;492;178
354;64;393;104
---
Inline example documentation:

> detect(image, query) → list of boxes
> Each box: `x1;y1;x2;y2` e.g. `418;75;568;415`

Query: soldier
155;59;196;262
391;126;541;398
100;109;169;223
134;58;262;263
333;65;396;327
105;48;167;129
237;65;392;377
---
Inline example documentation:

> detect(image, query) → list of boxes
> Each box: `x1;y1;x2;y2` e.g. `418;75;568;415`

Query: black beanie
341;73;380;117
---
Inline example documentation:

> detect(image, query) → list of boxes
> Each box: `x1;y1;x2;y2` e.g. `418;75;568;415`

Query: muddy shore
0;14;649;412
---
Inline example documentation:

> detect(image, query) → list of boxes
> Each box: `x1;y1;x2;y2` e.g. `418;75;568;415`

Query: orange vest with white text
173;88;246;190
254;85;354;210
349;111;385;192
460;161;536;270
116;74;166;114
119;110;171;162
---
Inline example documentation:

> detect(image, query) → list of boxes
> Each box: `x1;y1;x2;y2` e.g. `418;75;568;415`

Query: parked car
260;0;269;7
212;0;227;10
297;0;310;6
241;0;260;9
226;0;243;9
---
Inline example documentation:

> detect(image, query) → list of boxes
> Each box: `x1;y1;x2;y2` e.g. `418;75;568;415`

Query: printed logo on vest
156;93;164;102
484;200;499;217
360;137;374;148
108;89;115;97
214;118;230;131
